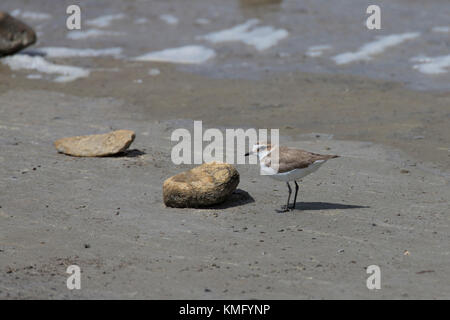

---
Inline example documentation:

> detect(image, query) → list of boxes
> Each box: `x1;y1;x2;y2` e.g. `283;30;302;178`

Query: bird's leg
292;181;299;209
279;182;292;212
276;182;293;213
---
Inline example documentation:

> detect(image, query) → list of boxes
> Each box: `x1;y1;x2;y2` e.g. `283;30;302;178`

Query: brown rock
163;162;240;208
0;12;37;57
54;130;136;157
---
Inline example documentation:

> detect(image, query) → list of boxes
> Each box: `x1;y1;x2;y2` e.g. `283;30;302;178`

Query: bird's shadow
291;202;370;211
210;189;255;209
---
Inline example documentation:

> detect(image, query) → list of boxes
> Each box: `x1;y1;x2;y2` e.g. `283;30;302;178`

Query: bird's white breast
260;160;326;181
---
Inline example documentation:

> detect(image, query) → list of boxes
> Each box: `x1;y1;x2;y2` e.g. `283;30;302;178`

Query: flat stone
163;162;240;208
54;130;136;157
0;12;37;57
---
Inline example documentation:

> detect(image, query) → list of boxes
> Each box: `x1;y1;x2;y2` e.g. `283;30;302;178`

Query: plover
245;144;339;212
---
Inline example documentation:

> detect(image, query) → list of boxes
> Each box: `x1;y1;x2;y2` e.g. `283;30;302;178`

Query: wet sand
1;62;449;299
1;60;449;172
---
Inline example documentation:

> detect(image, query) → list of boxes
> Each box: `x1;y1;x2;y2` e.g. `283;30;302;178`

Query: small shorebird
245;144;339;212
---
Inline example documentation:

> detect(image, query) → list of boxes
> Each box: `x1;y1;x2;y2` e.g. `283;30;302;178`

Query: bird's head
245;143;274;158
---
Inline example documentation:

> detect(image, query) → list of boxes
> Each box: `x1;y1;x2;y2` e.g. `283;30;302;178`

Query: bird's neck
259;148;275;162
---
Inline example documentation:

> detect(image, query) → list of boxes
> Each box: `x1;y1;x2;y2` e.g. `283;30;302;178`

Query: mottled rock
54;130;136;157
163;162;240;208
0;12;37;57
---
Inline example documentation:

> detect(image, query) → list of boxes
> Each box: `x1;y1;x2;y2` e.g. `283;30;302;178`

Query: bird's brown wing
264;147;338;173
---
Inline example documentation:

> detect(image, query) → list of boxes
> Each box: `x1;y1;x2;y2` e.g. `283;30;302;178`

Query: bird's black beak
245;152;250;157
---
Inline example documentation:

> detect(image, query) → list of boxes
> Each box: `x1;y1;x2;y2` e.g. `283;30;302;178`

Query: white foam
133;45;216;64
134;18;148;24
10;9;21;17
67;29;124;40
195;18;211;25
86;14;125;28
305;45;332;57
149;68;161;76
333;32;420;65
411;55;450;74
33;47;123;58
10;9;51;20
159;14;179;25
2;55;90;82
199;19;288;51
26;74;43;80
432;26;450;33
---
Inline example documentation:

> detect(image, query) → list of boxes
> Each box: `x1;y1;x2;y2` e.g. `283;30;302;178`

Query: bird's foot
276;205;292;213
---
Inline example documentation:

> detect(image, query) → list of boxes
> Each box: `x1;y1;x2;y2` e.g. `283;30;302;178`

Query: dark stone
0;12;37;57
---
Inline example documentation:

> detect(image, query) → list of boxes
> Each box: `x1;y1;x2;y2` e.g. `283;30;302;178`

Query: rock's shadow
292;202;370;211
20;50;46;57
113;149;146;158
211;189;255;209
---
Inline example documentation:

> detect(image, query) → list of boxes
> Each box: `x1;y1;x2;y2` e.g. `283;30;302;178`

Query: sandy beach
0;0;449;299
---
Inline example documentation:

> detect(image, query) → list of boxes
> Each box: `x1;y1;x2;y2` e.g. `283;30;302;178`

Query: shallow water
2;0;449;90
